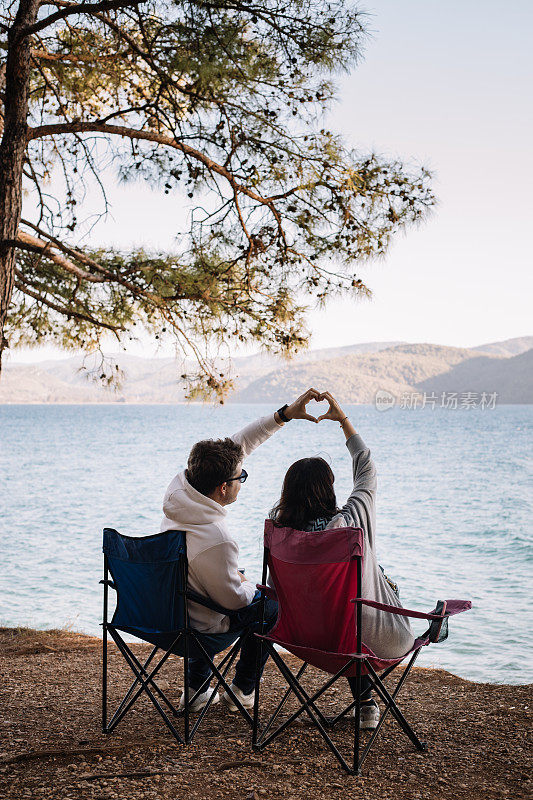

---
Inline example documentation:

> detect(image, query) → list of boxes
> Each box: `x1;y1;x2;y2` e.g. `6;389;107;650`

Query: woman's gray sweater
326;432;415;659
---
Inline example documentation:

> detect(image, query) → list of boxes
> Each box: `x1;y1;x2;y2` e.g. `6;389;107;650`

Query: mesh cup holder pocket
428;600;449;643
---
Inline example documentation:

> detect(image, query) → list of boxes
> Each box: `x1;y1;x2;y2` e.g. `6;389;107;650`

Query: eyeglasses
226;468;248;485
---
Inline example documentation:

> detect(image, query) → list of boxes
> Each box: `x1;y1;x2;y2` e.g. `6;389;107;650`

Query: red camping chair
251;520;472;775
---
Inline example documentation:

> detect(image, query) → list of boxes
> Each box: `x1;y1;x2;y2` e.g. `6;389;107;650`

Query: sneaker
221;683;255;712
178;687;220;712
353;699;380;730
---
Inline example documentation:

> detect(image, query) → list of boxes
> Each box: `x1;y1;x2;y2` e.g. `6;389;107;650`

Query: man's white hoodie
160;413;283;633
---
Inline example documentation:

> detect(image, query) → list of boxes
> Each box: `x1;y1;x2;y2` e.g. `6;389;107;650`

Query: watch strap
277;403;291;423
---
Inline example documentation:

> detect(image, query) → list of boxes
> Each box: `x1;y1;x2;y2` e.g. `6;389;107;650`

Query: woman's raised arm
318;391;378;547
316;391;357;439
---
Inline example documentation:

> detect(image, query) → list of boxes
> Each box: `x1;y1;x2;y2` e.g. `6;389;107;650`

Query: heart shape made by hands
311;399;331;420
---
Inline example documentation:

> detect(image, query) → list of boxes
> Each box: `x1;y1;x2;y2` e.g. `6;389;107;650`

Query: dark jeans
347;675;372;701
188;595;279;695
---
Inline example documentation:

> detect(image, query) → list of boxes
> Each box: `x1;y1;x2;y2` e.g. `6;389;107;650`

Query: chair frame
101;534;257;745
251;542;440;776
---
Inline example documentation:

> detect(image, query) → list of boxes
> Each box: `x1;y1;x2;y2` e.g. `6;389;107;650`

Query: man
160;388;320;712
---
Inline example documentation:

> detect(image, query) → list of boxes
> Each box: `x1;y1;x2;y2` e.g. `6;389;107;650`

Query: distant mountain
0;354;186;404
224;340;405;377
1;337;531;403
415;348;533;403
230;343;483;404
0;364;99;404
471;336;533;357
0;341;406;404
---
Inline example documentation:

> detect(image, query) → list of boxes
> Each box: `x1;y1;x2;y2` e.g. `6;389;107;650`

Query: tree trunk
0;0;40;373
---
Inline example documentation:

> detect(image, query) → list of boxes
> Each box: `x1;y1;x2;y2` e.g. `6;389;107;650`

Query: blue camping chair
101;527;260;744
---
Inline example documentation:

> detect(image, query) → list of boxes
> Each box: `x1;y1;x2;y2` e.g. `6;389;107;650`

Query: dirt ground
1;627;531;800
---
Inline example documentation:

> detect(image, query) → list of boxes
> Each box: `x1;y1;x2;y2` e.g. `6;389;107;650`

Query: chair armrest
186;590;260;618
256;584;278;601
351;597;471;621
99;579;116;590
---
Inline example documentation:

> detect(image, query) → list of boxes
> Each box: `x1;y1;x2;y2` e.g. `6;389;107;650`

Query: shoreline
1;625;527;688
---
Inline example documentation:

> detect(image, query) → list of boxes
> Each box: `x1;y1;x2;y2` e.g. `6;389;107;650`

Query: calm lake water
1;403;531;684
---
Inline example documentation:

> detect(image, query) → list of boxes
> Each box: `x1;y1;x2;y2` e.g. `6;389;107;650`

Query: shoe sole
360;720;379;730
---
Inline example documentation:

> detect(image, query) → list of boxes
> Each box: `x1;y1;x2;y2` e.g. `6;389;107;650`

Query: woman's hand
317;391;357;438
316;391;346;422
284;388;321;423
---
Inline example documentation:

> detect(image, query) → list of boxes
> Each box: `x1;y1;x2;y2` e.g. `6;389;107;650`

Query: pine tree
0;0;434;398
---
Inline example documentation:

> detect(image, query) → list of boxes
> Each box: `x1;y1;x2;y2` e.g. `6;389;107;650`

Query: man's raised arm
230;388;321;459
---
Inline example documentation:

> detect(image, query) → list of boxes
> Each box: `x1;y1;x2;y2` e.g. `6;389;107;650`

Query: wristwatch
276;404;291;423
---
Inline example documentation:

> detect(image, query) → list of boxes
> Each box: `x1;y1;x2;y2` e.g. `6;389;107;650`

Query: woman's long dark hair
270;457;338;530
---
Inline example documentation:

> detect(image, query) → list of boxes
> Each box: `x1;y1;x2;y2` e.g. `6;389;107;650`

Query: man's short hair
186;437;244;496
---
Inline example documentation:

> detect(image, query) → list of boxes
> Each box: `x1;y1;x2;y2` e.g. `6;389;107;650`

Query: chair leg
358;651;426;771
184;632;190;744
106;629;185;743
257;648;355;745
369;655;426;749
257;662;308;744
187;637;245;742
329;661;399;726
178;641;240;714
257;645;356;774
252;633;263;748
108;646;160;730
253;572;267;749
353;657;362;776
102;623;107;733
191;634;254;726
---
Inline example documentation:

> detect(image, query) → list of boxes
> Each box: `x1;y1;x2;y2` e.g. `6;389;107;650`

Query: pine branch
15;230;105;281
28;121;277;207
19;0;145;40
30;47;129;64
18;220;179;303
14;269;123;333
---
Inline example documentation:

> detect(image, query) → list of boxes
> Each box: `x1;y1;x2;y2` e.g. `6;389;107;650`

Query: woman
270;391;415;730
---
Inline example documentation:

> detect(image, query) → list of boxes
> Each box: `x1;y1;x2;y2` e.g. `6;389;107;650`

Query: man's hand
238;570;248;583
284;388;321;423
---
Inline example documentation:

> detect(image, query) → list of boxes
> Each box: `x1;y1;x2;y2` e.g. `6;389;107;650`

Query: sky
317;0;533;351
10;0;533;363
